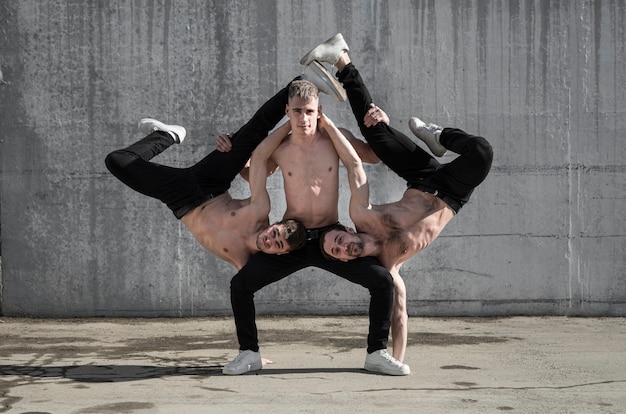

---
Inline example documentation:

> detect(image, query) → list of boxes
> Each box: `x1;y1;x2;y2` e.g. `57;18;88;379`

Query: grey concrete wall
1;0;624;317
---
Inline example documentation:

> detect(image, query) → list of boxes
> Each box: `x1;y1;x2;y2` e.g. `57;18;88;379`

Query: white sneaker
138;118;186;144
222;350;262;375
300;33;350;66
408;117;447;157
364;350;410;376
304;61;347;102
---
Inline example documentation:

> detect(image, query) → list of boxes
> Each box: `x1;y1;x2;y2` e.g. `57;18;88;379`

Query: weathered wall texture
1;0;624;317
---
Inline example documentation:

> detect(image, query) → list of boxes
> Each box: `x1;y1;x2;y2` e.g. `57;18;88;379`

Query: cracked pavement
1;316;625;413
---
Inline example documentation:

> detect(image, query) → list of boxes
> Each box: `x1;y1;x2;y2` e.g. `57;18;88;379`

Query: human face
256;224;291;255
322;229;364;262
286;96;320;136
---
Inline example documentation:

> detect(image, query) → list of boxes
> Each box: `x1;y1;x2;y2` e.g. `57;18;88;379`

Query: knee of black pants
378;273;394;296
104;151;130;176
475;137;494;167
364;264;394;294
106;148;144;171
230;272;246;293
229;271;258;298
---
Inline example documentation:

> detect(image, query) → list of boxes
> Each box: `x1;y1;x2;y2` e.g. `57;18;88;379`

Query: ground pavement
1;316;625;413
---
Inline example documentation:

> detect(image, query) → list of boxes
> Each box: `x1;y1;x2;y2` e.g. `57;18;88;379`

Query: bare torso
180;194;269;270
353;188;456;273
271;131;340;228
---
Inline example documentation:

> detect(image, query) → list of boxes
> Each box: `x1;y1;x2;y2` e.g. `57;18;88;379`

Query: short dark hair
278;218;307;251
318;223;349;260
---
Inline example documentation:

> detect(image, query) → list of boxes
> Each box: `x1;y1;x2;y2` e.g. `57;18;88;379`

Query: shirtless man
301;34;493;362
223;78;410;376
104;80;307;270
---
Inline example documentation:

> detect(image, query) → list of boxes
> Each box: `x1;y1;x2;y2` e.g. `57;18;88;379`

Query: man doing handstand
300;34;494;362
105;80;307;270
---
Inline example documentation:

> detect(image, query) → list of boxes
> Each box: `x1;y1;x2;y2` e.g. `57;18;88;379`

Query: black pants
230;229;393;354
105;81;293;218
337;63;493;213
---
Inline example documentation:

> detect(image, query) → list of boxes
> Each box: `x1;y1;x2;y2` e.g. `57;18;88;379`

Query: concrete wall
1;0;624;317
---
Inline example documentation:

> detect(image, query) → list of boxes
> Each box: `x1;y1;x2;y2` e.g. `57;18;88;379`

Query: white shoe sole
222;360;262;375
364;361;410;376
138;118;186;144
305;61;347;102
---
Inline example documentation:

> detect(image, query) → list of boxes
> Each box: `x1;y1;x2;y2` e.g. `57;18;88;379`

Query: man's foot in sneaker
300;33;350;66
222;350;263;375
364;349;411;376
408;117;447;157
303;61;347;102
138;118;186;144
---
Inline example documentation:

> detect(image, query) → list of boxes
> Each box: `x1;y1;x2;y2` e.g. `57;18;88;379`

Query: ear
318;104;323;119
347;227;357;234
285;104;289;116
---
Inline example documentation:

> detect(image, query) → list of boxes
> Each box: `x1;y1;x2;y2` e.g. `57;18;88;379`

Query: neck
359;233;381;258
291;129;317;142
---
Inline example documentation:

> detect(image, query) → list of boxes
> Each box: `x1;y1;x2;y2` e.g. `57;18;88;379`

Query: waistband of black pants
305;222;340;241
174;192;226;219
408;184;460;214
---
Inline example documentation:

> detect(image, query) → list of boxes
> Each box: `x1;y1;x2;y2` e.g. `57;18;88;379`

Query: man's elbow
362;151;381;164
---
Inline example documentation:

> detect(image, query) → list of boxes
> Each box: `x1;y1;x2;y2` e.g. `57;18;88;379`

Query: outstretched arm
248;122;291;210
318;114;370;214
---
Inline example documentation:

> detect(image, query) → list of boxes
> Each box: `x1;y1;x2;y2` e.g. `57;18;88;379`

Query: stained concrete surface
2;1;625;318
1;316;625;413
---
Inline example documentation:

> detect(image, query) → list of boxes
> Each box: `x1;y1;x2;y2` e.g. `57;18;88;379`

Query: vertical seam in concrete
567;1;585;311
163;1;171;110
567;6;575;310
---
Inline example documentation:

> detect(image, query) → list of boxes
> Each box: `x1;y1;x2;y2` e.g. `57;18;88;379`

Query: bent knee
475;137;494;166
105;151;129;175
105;150;141;174
229;273;246;292
104;152;118;172
229;271;263;295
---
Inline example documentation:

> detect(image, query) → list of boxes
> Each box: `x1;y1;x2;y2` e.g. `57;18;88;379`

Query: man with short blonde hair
224;74;410;377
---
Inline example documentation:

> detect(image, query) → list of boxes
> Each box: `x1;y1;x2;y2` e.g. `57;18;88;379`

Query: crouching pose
223;77;410;377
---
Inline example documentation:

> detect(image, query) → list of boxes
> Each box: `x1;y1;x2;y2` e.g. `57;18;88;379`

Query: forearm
249;122;290;202
251;122;291;161
325;122;362;170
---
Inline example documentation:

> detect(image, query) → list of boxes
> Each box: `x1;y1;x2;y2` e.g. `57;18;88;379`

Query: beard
256;231;270;251
346;240;364;258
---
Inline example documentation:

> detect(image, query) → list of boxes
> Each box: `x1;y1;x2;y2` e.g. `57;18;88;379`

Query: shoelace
379;350;403;367
232;351;253;363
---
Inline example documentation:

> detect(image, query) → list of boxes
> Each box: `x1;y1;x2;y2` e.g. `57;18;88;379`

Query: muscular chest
275;140;338;186
361;209;439;259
